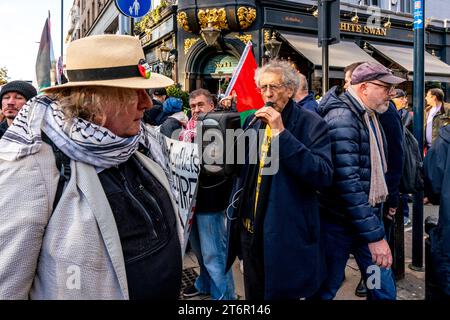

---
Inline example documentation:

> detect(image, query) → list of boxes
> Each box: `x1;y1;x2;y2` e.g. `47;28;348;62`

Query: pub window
405;0;412;14
397;0;413;14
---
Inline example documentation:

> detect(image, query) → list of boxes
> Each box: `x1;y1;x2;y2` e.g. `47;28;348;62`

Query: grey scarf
348;87;388;206
0;95;165;172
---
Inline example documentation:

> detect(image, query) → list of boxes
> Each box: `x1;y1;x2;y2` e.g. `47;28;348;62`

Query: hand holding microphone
247;101;285;135
247;101;274;127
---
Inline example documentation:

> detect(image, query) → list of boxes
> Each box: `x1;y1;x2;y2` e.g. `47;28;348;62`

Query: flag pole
61;0;64;59
224;41;252;97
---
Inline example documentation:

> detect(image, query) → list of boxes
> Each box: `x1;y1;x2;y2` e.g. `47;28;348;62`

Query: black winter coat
143;100;164;125
317;86;386;243
98;155;182;299
295;91;319;113
227;100;333;299
379;102;404;209
424;125;450;295
0;120;8;139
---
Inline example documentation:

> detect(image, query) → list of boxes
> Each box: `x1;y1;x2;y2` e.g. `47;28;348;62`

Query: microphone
246;101;274;129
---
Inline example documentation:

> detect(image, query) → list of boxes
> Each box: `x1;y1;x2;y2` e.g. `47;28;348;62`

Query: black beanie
0;80;38;101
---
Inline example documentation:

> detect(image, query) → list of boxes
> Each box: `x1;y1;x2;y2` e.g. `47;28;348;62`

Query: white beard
375;102;390;114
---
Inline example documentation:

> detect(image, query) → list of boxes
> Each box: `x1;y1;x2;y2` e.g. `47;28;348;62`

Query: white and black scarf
0;95;165;172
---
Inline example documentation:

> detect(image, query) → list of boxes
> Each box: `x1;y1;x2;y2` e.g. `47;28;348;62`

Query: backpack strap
41;132;71;210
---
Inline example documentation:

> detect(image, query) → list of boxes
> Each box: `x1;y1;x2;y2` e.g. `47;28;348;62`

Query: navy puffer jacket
317;86;386;243
424;125;450;295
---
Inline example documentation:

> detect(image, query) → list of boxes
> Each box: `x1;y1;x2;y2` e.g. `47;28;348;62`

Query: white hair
254;60;300;97
298;73;308;93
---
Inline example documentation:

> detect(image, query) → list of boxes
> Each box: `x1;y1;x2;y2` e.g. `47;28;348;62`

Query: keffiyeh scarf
178;118;197;142
0;95;160;171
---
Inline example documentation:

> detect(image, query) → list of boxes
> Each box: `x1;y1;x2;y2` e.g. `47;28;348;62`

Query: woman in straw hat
0;35;182;299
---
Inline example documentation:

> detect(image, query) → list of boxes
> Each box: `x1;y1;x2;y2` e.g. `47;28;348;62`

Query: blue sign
413;0;423;30
115;0;151;18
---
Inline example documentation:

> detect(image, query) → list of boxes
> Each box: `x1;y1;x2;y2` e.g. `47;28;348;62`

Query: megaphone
197;111;241;176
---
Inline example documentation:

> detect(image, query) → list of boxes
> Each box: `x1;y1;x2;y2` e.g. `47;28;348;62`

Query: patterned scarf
178;118;197;142
0;95;160;171
347;87;388;206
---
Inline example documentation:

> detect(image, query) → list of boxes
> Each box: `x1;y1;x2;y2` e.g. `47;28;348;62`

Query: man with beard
0;81;37;138
315;62;405;300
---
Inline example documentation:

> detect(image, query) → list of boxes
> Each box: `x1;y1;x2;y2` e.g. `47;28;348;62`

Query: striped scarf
178;118;197;142
347;87;389;206
0;95;160;171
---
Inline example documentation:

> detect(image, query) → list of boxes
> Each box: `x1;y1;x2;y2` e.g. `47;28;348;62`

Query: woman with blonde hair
0;35;182;300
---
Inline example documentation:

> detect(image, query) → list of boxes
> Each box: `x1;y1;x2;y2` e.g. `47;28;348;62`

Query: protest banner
144;125;200;252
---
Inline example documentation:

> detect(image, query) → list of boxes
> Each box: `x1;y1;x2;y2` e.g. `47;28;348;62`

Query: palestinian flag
35;12;56;91
224;41;264;125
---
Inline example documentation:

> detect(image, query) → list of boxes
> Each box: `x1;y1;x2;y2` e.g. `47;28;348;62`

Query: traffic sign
115;0;151;18
413;0;423;30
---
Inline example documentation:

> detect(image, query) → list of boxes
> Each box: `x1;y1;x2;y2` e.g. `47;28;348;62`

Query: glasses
258;84;285;92
366;81;396;93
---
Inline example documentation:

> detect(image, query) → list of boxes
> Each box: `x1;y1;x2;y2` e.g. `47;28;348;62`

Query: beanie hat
0;80;38;101
163;97;183;114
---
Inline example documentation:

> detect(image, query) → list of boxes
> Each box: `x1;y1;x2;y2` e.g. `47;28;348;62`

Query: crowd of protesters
0;33;449;301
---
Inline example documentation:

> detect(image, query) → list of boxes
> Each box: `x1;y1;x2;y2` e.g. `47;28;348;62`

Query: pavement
181;203;440;300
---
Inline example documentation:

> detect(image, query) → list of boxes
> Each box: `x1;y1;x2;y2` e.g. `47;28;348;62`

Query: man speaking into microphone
226;60;333;300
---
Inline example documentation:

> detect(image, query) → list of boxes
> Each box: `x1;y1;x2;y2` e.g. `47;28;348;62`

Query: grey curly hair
254;60;300;97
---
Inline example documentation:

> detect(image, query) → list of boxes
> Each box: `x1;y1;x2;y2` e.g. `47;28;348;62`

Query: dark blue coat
317;86;386;243
424;125;450;295
226;100;333;299
379;102;404;209
0;120;8;139
295;91;319;113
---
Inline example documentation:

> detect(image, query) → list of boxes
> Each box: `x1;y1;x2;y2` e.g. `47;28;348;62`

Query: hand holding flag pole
223;41;264;125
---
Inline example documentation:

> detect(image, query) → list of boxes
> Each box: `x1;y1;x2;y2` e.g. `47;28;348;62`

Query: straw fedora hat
43;34;174;91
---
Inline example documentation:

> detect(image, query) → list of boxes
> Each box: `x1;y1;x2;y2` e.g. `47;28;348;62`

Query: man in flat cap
315;62;405;300
0;80;37;138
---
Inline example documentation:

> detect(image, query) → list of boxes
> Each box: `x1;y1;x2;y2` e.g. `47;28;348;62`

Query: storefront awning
280;33;378;78
368;43;450;83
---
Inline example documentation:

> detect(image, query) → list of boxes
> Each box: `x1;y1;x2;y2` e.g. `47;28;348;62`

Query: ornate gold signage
177;11;190;32
283;16;303;23
198;8;229;30
235;34;252;44
184;38;200;55
237;7;257;29
140;32;152;47
340;22;387;36
264;30;270;44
